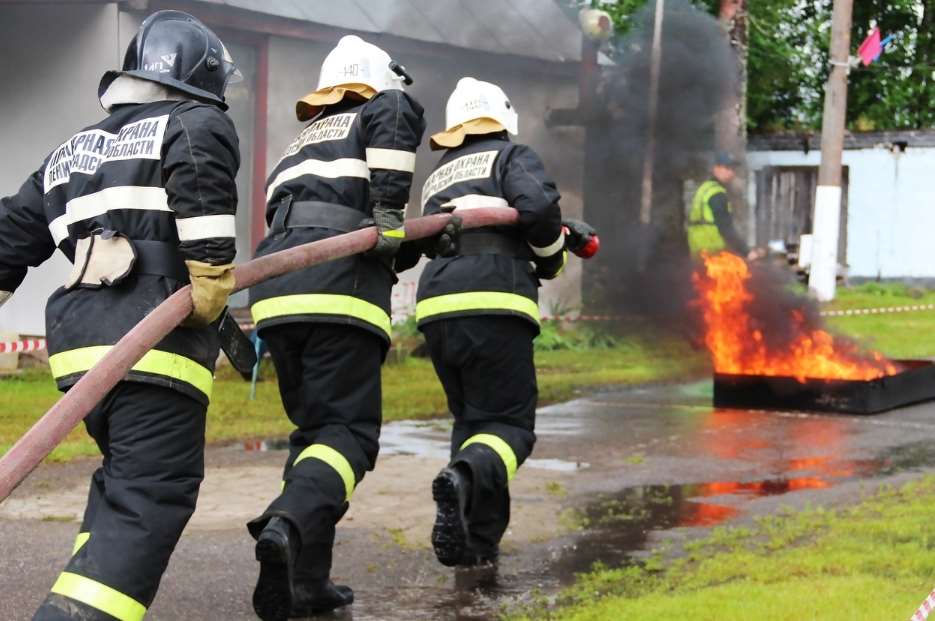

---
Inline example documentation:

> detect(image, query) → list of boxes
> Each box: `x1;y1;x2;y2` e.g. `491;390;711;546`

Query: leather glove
0;291;11;309
562;218;600;258
367;203;406;263
183;260;236;327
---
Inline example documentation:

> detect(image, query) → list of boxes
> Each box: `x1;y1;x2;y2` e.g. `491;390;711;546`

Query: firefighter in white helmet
406;77;595;567
248;35;425;619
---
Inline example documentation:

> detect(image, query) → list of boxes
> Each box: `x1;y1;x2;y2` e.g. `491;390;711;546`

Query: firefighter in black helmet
687;153;757;259
0;11;241;620
247;35;425;620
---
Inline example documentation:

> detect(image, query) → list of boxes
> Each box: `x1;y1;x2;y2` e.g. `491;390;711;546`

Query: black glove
562;218;597;254
432;215;462;258
365;202;406;264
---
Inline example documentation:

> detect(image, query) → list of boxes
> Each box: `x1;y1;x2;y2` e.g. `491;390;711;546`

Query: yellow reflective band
293;444;356;501
72;532;90;556
416;291;540;324
48;347;213;399
555;250;568;277
460;434;518;481
251;294;391;338
51;572;146;621
383;228;406;239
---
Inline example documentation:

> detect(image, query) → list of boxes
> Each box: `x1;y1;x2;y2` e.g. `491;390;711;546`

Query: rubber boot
290;581;355;617
254;517;301;621
431;465;472;566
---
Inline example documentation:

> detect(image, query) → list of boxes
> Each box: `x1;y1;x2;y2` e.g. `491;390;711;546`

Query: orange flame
692;252;898;381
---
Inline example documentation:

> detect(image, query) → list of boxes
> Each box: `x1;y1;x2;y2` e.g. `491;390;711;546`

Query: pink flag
858;27;882;66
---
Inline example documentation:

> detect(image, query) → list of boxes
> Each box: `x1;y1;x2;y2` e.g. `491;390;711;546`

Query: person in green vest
687;153;759;260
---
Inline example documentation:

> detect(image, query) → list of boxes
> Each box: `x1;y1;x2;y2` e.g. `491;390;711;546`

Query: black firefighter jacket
0;100;240;405
415;134;565;332
249;90;425;345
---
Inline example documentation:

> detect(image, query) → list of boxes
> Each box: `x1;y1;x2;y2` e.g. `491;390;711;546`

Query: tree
581;0;935;131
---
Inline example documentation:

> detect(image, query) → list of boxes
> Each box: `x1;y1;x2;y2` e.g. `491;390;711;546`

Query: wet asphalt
3;380;935;620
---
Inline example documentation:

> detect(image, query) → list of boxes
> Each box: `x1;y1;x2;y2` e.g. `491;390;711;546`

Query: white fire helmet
296;35;406;121
431;77;518;149
445;77;518;135
318;35;404;94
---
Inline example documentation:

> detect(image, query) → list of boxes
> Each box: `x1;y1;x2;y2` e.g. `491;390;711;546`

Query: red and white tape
911;587;935;621
0;338;46;354
822;303;935;318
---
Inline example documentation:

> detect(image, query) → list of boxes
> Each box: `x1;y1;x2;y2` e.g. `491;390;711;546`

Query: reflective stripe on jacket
0;100;240;404
249;91;425;343
415;135;563;331
687;179;728;256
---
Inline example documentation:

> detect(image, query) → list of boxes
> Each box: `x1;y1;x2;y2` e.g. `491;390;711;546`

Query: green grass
511;476;935;621
0;332;704;463
828;283;935;358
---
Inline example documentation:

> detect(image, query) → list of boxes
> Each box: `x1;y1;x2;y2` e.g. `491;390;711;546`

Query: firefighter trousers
33;382;205;621
247;322;383;585
422;316;538;557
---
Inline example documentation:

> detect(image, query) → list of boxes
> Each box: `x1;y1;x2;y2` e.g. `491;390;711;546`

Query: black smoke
582;0;737;329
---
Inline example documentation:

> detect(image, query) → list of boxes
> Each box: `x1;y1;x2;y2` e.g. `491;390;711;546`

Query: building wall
748;147;935;280
265;35;585;318
0;3;123;335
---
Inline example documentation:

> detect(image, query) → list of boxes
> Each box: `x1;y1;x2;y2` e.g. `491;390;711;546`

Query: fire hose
0;208;522;502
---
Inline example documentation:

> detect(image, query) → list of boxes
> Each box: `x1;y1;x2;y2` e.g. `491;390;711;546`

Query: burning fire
692;252;898;381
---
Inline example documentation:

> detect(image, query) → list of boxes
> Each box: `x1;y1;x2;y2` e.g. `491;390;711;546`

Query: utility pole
809;0;853;302
639;0;665;226
717;0;748;230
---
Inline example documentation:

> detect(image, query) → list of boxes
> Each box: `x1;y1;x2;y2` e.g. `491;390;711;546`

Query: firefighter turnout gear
248;36;424;619
250;90;424;343
0;13;240;620
688;179;748;257
418;80;563;565
184;260;236;326
35;383;206;621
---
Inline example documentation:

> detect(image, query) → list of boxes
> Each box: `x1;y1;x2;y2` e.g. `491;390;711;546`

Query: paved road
3;381;935;620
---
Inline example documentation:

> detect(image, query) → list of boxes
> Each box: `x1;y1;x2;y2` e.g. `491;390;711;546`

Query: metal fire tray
713;359;935;415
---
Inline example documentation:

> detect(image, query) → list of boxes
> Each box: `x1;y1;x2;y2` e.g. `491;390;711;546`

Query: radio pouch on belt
217;308;258;380
65;230;136;290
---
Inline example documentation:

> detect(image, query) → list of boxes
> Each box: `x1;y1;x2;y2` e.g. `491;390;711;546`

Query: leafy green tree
581;0;935;130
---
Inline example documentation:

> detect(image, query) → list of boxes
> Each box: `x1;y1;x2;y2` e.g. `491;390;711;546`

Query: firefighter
687;153;760;260
247;35;425;619
414;77;584;567
0;11;240;620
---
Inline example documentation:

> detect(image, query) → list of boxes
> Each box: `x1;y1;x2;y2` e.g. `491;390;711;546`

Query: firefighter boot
431;465;472;566
254;516;301;621
290;541;354;616
291;582;355;617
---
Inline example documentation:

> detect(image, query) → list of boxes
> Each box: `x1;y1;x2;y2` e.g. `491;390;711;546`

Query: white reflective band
48;186;170;245
266;158;370;202
436;194;510;213
0;291;10;308
529;231;566;258
176;214;236;241
365;148;416;172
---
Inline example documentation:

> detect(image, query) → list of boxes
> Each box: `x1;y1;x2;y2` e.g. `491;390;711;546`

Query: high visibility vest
687;179;729;256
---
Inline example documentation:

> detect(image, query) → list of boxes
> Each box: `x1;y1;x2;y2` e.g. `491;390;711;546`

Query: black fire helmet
98;10;242;110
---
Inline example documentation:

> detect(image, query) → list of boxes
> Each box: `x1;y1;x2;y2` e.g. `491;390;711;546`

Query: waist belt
270;197;363;236
458;230;531;258
133;240;189;282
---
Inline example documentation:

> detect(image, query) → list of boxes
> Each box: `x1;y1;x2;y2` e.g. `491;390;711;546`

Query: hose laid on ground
0;207;519;502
